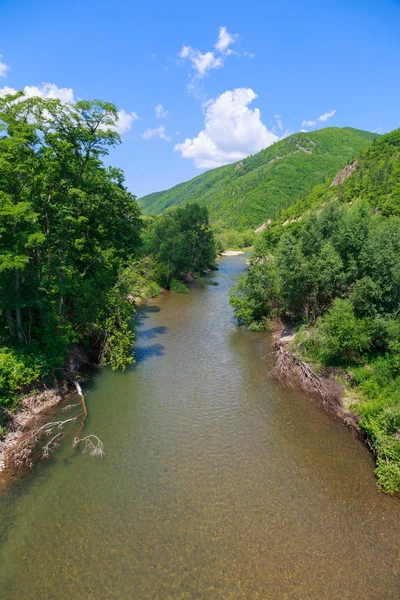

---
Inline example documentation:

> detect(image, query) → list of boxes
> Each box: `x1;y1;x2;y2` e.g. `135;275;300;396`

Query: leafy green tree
319;299;372;362
230;256;280;329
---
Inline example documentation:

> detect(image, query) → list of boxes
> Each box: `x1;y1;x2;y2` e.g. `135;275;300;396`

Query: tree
319;299;372;362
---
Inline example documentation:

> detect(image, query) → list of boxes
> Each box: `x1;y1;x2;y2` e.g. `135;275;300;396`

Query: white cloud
151;53;156;60
273;114;284;131
0;85;17;97
141;125;171;141
244;51;255;59
155;104;168;119
174;88;279;169
25;83;75;103
0;82;138;135
179;46;223;77
115;109;139;134
215;26;238;53
0;82;75;102
178;26;240;81
302;109;336;128
271;114;291;139
318;109;337;122
0;55;9;78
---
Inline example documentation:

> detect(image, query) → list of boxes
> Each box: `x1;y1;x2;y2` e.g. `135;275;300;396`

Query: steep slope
268;126;400;230
140;127;378;229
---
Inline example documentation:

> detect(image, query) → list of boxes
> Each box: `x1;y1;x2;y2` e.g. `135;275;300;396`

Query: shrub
319;299;372;363
170;279;189;294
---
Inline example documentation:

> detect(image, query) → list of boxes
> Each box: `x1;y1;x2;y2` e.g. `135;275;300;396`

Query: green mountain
269;126;400;231
140;127;378;229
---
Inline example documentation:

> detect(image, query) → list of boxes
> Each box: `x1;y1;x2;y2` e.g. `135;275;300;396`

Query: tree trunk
57;244;67;318
15;269;23;341
6;310;15;338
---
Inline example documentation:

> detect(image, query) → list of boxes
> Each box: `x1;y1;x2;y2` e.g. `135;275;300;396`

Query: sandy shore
220;250;245;256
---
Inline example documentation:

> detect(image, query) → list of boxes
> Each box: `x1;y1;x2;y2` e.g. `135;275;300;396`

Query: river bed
0;256;399;599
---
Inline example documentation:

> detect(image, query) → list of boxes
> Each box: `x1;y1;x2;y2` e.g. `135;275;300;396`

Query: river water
0;256;399;599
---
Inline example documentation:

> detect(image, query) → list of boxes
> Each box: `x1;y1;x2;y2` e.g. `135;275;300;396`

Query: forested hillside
230;128;400;492
0;92;216;429
141;127;378;229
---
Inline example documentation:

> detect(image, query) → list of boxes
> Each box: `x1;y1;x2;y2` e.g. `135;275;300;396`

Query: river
0;256;399;599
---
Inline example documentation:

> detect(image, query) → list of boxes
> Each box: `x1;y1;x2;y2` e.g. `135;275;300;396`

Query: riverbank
220;250;245;256
0;389;65;478
273;322;360;431
272;321;400;494
0;271;210;480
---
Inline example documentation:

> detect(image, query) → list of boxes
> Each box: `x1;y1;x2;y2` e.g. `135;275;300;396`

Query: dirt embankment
0;389;65;478
272;322;360;434
0;346;89;481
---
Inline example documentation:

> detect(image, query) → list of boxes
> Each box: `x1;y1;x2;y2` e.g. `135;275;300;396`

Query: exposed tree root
272;329;360;432
0;377;104;483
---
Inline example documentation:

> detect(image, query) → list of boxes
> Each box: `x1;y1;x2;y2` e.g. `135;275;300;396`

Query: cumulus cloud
174;88;278;169
178;26;239;81
0;82;75;102
0;55;9;78
214;26;238;53
0;85;17;97
141;125;171;141
302;109;336;128
114;109;139;134
0;82;138;135
179;45;223;77
25;83;75;103
155;104;168;119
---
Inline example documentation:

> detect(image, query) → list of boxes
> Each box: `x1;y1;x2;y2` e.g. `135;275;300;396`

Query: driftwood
0;378;104;482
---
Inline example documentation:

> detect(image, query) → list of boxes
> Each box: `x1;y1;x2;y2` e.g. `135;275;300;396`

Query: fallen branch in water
0;379;104;479
73;434;105;457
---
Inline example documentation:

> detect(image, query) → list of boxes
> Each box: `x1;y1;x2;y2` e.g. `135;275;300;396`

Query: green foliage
143;203;216;287
319;299;373;363
230;128;400;492
169;279;189;294
213;226;255;250
0;347;46;416
141;127;378;229
229;257;280;329
0;93;216;421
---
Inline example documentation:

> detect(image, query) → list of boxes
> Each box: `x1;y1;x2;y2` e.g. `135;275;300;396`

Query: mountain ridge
140;127;378;229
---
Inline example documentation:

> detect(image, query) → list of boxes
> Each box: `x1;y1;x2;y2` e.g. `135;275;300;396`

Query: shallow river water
0;256;399;599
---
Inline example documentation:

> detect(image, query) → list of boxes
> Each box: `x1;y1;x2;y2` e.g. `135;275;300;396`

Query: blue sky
0;0;399;197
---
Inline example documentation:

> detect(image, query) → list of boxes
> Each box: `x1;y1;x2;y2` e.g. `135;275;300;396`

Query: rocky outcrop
330;160;358;186
255;219;272;233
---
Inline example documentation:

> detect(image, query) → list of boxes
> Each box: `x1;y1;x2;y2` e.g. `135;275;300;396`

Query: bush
319;299;372;363
170;279;189;294
0;347;47;414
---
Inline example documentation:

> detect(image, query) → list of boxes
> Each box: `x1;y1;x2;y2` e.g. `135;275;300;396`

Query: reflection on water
0;256;399;599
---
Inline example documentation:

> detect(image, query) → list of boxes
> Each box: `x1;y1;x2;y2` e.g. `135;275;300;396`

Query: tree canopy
0;92;216;430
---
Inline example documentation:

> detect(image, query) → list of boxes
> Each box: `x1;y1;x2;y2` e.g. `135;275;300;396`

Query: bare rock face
330;160;358;186
235;161;244;170
255;219;271;233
